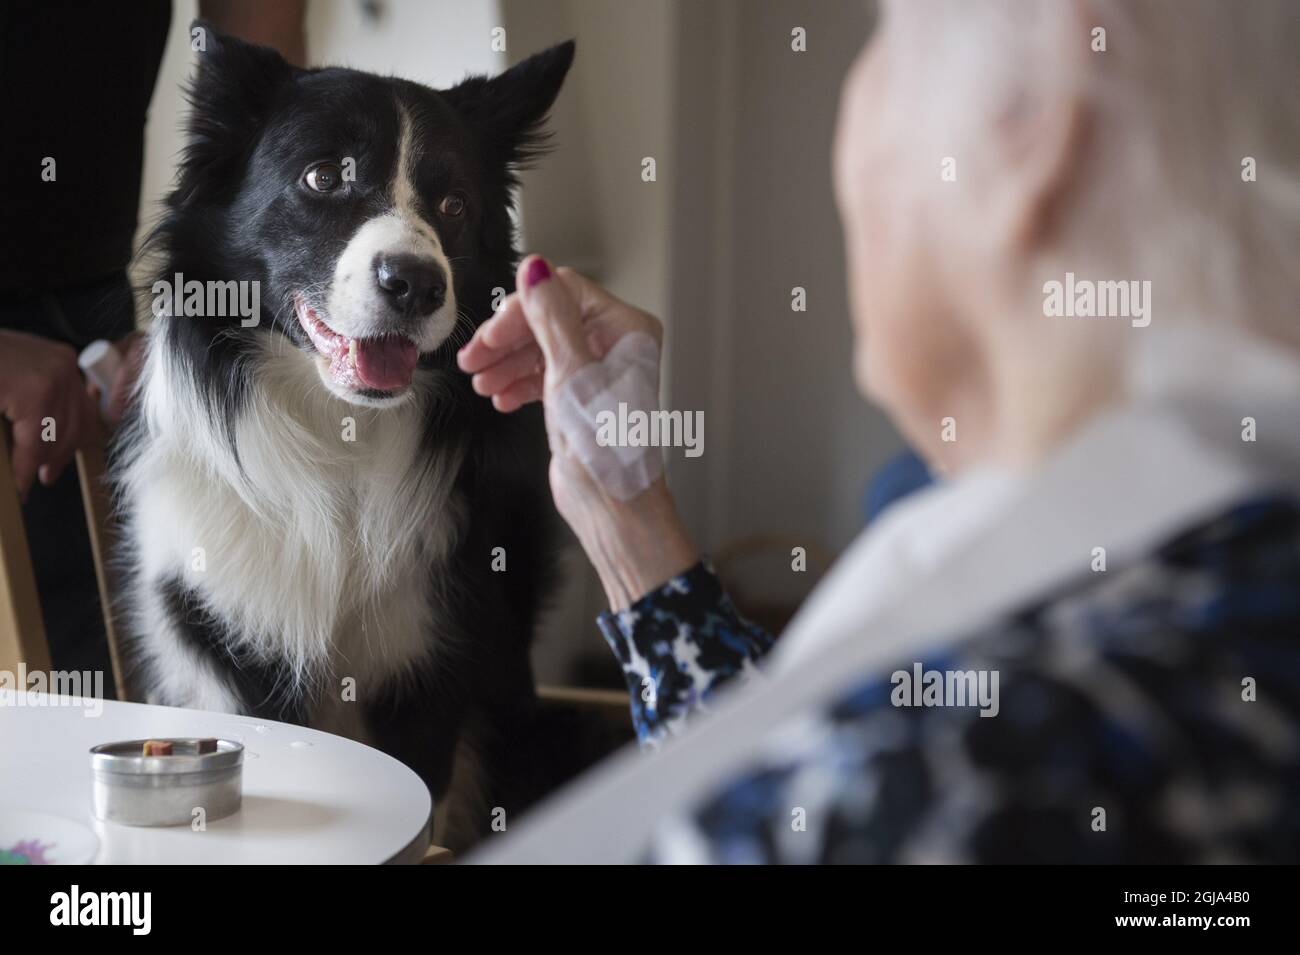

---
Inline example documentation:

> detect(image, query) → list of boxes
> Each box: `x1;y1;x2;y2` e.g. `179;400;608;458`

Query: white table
0;691;430;864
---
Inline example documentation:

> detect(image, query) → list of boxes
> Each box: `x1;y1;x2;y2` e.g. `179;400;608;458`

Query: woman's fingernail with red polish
524;257;551;289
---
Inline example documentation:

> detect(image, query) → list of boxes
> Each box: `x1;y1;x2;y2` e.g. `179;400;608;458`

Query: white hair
884;0;1300;348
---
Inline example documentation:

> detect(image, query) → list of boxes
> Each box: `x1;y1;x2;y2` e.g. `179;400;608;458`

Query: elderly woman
459;0;1300;863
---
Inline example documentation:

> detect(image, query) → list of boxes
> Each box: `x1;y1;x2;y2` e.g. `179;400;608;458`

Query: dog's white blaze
391;105;424;224
323;105;457;353
121;332;466;708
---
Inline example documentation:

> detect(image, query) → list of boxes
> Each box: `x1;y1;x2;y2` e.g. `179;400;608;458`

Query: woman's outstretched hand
458;256;698;610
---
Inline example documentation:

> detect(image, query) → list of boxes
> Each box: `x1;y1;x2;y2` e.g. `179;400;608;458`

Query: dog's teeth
349;339;358;367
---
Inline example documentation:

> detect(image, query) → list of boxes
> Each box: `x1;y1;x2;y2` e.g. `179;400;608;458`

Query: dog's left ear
445;40;576;169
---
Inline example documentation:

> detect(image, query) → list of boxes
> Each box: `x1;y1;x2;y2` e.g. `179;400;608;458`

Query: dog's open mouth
293;297;419;393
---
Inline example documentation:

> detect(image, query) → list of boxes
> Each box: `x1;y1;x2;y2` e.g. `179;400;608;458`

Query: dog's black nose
374;254;446;316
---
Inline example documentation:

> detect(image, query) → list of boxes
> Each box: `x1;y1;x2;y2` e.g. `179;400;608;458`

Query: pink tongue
353;337;419;391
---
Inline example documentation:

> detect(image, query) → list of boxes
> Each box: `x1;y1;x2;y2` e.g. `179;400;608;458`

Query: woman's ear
445;40;576;170
174;20;297;206
996;92;1090;254
984;5;1091;255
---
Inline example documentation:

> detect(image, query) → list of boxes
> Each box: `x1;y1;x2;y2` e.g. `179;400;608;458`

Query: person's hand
458;260;663;413
458;257;698;610
0;329;100;500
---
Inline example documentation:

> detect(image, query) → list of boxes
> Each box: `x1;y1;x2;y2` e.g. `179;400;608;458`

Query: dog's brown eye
305;163;343;193
439;193;466;217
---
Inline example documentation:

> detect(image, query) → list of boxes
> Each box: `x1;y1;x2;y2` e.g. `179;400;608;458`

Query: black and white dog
115;25;573;846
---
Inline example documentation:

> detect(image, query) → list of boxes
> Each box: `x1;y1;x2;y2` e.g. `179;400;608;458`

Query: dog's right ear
173;20;297;206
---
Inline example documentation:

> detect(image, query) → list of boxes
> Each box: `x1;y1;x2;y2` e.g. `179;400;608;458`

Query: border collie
115;24;573;848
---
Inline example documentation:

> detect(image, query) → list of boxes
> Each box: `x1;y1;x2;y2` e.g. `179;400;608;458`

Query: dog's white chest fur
122;332;465;716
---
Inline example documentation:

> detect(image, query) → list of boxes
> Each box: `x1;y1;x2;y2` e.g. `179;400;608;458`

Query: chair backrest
0;427;129;700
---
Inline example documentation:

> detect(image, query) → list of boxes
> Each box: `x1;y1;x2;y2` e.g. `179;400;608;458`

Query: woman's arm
598;558;775;745
459;259;776;741
554;475;697;613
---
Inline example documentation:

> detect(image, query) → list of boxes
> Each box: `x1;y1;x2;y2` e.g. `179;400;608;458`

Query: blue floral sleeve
596;560;775;746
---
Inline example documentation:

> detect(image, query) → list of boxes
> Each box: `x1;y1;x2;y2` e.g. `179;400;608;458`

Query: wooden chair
0;425;127;700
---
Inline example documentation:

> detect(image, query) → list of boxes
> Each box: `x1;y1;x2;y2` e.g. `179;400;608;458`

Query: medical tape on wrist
552;331;664;501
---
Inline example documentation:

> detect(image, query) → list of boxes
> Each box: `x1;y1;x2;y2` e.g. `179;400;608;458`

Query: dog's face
169;25;574;407
247;71;476;406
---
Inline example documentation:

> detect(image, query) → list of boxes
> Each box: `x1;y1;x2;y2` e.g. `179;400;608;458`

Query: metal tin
90;739;243;827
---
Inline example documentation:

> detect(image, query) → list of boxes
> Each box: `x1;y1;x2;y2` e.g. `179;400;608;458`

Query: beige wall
663;1;898;610
505;0;675;319
705;0;898;603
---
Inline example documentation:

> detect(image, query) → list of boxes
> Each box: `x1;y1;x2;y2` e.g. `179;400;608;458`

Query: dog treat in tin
91;738;244;827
